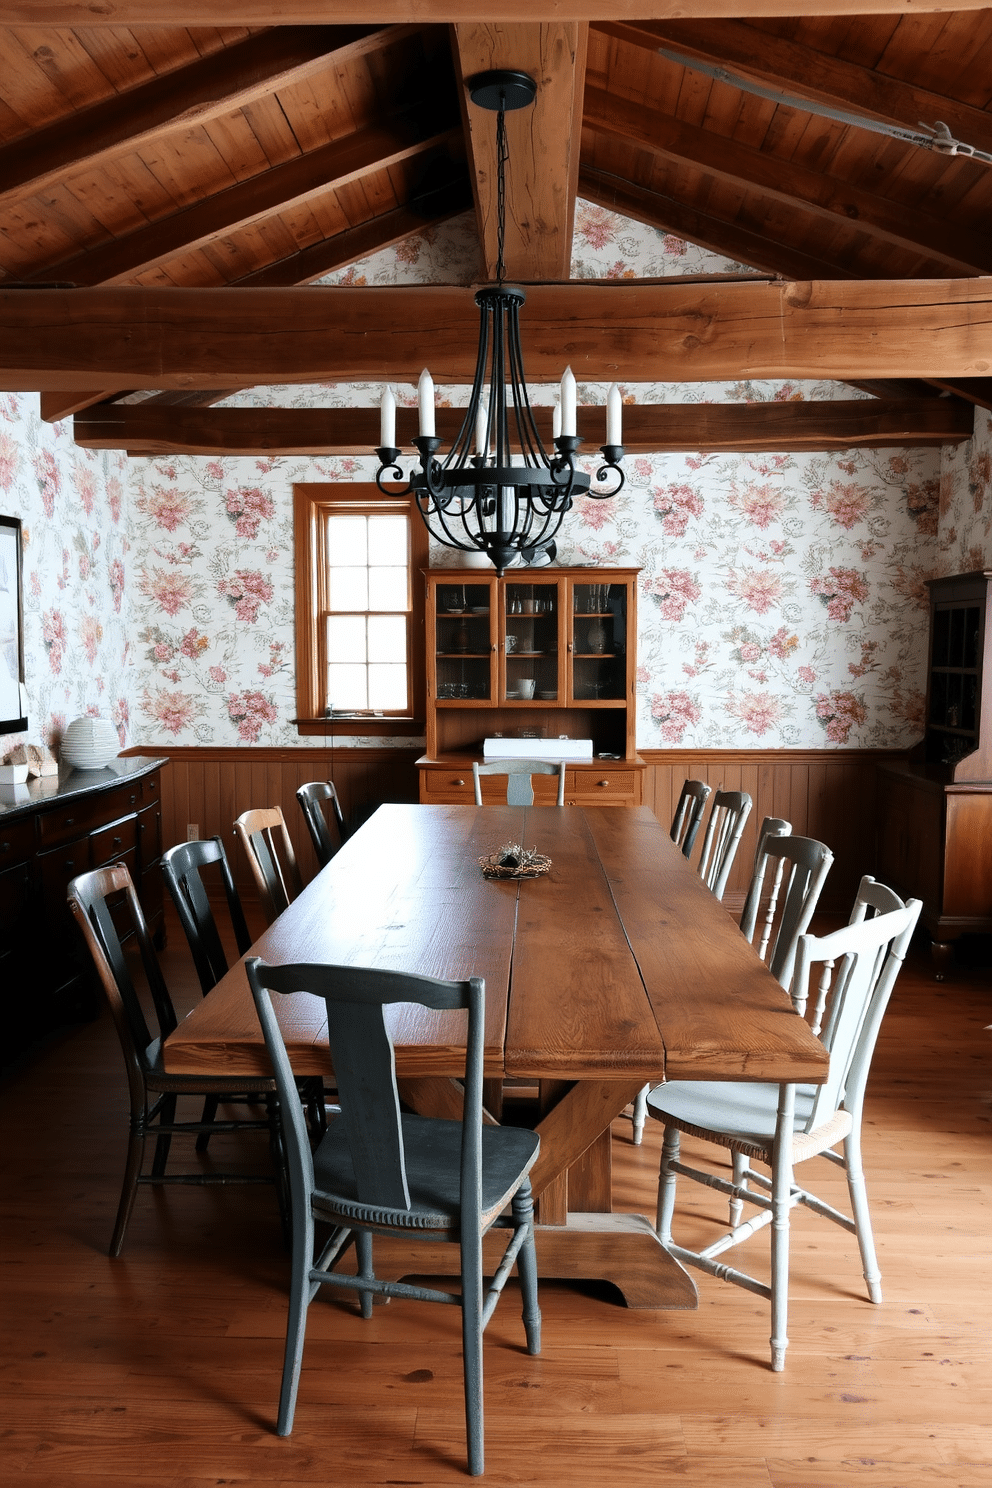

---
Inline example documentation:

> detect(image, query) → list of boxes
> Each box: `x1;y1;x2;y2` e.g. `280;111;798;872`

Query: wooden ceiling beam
26;119;461;287
5;280;992;388
0;25;394;204
452;22;586;280
7;6;989;24
595;18;992;158
73;397;974;456
583;86;991;278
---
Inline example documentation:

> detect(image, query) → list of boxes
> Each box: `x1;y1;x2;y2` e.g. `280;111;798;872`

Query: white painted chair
472;758;566;806
646;885;922;1370
629;815;809;1148
233;805;303;925
694;789;753;900
670;778;712;858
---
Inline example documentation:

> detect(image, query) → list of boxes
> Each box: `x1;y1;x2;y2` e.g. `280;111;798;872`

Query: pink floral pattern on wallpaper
1;392;131;757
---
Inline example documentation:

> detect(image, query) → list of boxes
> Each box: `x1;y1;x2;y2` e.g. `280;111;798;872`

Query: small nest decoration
479;841;552;880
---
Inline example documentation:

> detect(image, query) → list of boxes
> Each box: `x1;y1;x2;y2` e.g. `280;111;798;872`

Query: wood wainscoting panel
126;745;422;914
127;745;906;921
641;749;909;913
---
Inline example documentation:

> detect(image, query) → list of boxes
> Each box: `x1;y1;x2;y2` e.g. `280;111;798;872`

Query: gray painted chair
296;780;347;868
161;836;326;1140
740;833;834;989
472;758;566;806
67;862;285;1256
233;805;303;923
647;887;922;1370
246;957;541;1476
694;789;753;900
670;779;712;858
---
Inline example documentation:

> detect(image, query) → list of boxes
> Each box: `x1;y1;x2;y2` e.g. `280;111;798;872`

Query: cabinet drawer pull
453;778;465;787
597;779;610;787
112;836;122;847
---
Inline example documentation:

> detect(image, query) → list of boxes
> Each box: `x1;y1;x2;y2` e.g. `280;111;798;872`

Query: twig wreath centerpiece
479;841;552;880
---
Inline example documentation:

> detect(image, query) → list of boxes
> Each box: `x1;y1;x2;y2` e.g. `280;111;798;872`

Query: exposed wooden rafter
582;85;991;277
0;25;395;203
6;5;988;23
452;22;586;280
73;397;974;457
4;280;992;389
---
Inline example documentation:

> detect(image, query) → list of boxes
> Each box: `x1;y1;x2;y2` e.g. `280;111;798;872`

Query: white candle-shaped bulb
552;396;562;440
418;368;435;437
607;383;622;446
560;366;577;436
475;397;489;457
380;385;396;448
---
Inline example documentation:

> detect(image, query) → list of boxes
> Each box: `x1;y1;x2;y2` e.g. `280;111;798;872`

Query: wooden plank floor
1;913;990;1487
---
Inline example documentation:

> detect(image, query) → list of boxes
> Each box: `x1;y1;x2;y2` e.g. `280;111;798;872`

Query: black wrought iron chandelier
375;68;625;576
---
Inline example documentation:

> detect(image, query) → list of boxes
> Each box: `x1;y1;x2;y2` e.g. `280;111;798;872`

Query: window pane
368;514;408;565
369;565;408;611
368;614;406;663
327;663;368;711
326;614;367;664
328;566;368;611
369;664;407;711
326;515;368;566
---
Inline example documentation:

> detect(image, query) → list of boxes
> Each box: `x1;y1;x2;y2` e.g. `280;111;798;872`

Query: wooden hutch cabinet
418;567;644;806
876;571;992;975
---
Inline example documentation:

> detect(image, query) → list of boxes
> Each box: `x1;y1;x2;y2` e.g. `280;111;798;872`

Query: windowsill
294;716;426;737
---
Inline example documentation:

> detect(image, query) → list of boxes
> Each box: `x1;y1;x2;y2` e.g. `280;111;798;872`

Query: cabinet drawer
0;816;35;862
566;769;637;802
140;773;161;806
91;814;138;867
38;800;101;847
422;769;475;801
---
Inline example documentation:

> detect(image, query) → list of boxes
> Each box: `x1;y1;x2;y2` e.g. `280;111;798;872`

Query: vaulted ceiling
2;3;992;454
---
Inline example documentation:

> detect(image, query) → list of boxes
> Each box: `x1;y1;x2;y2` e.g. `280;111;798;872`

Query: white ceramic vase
61;716;119;770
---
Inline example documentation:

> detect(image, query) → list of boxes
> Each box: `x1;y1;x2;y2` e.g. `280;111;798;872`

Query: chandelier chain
495;99;508;285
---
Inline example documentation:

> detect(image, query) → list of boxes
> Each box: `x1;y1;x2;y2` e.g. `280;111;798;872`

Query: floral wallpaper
0;392;131;760
3;200;988;759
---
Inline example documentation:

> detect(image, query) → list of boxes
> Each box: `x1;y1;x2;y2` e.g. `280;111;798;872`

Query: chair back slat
161;837;251;995
670;779;711;858
740;834;834;989
246;961;482;1218
472;758;566;807
234;806;303;924
792;900;921;1132
695;789;753;899
296;781;346;868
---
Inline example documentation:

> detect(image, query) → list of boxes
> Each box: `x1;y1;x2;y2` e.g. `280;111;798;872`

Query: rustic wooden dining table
164;803;828;1308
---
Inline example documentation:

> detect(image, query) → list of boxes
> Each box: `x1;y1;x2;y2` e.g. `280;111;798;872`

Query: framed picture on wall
0;516;28;734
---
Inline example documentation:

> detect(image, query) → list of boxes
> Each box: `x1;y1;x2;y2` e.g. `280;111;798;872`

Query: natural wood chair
295;780;347;869
246;957;542;1476
694;789;753;900
670;779;712;858
67;862;286;1257
472;758;566;806
647;886;922;1370
233;806;303;924
161;836;327;1140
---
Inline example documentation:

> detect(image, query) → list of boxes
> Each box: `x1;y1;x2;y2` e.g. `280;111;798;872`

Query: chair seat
647;1080;852;1161
312;1113;540;1231
143;1037;278;1096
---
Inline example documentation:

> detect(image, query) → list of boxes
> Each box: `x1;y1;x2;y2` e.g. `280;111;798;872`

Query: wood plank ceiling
1;4;991;453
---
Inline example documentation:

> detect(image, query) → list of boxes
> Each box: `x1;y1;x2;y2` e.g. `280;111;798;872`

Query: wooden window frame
293;484;427;737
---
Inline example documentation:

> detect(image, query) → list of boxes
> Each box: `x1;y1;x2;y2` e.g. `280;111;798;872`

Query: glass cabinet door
432;580;495;702
569;579;628;703
502;580;562;702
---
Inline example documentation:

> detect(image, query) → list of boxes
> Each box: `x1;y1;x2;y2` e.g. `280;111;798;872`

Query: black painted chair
67;862;285;1256
295;780;347;868
246;957;542;1476
670;778;712;858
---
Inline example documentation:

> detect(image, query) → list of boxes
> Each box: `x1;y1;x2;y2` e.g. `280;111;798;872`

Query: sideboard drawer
566;769;638;804
0;816;36;862
422;769;476;801
91;814;138;867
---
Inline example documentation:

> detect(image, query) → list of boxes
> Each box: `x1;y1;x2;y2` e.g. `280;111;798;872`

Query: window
294;485;426;733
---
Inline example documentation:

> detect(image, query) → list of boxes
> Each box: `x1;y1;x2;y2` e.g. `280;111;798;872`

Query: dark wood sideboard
0;755;167;1064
